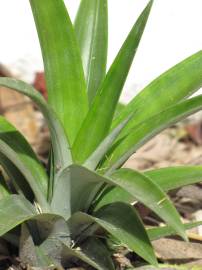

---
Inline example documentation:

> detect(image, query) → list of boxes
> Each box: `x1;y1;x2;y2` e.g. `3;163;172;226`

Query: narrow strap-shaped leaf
30;0;88;144
0;195;36;236
68;203;157;266
0;171;10;199
84;115;132;170
0;153;33;199
0;137;49;210
145;166;202;192
112;50;202;136
0;116;48;200
0;78;72;170
148;221;202;241
103;95;202;173
73;1;153;163
74;0;108;103
94;165;202;210
109;168;186;240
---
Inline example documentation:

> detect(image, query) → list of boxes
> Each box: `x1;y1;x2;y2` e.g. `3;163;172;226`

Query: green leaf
0;195;36;236
109;168;187;240
0;78;72;171
103;94;202;173
56;165;186;240
30;0;88;145
95;165;202;210
0;153;33;199
51;165;103;219
145;166;202;192
59;237;114;270
75;0;108;103
0;117;50;209
69;202;157;266
84;115;132;170
0;136;49;210
148;221;202;241
112;50;202;137
93;186;134;211
73;1;153;163
0;171;10;199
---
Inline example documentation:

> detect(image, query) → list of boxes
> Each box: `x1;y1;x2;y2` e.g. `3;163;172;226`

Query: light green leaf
73;1;153;163
0;195;36;236
51;165;103;219
69;202;157;266
75;0;108;103
148;221;202;241
112;50;202;137
95;166;202;210
0;171;10;199
145;166;202;192
30;0;88;145
103;95;202;173
109;168;186;240
0;78;72;171
84;115;132;170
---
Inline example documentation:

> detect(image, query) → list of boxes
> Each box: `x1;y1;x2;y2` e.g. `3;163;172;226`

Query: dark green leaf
0;137;49;210
0;117;49;209
75;0;108;103
69;202;157;266
30;0;88;145
73;1;153;163
112;50;202;137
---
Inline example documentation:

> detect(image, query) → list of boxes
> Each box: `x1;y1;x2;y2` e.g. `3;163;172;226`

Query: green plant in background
0;0;202;269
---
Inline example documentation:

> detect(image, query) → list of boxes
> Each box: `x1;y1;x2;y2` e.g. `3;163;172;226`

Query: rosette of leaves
0;0;202;269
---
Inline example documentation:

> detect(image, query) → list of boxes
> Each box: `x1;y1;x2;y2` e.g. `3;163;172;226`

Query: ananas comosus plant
1;0;202;269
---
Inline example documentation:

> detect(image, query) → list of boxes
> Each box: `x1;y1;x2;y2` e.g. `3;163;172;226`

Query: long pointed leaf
73;1;153;163
148;221;202;241
0;153;33;199
84;115;132;170
108;168;187;240
0;137;49;210
112;50;202;136
145;166;202;192
30;0;88;144
0;78;72;171
95;166;202;210
103;95;202;173
75;0;108;103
